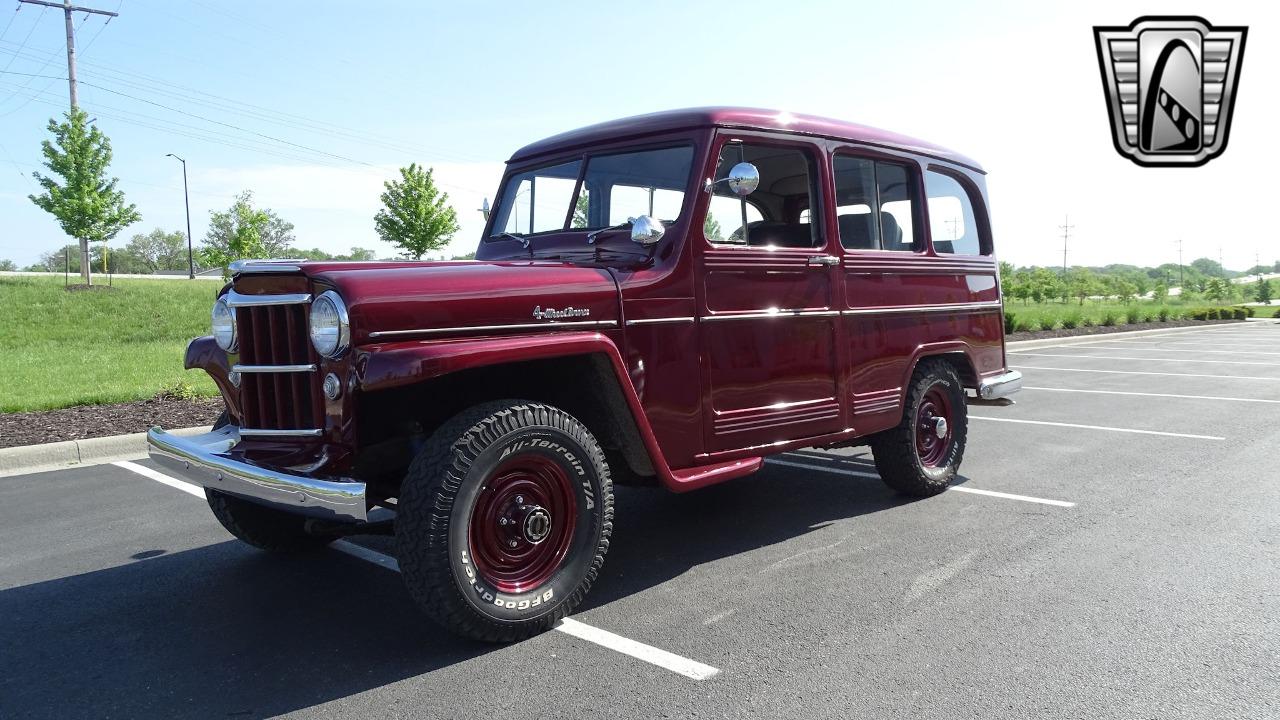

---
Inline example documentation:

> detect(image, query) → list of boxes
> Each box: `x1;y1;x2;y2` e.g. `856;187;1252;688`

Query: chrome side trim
147;426;366;521
231;364;317;373
842;301;1003;316
625;316;697;326
701;309;841;321
978;370;1023;400
224;290;312;308
229;259;305;274
239;427;325;437
368;319;618;339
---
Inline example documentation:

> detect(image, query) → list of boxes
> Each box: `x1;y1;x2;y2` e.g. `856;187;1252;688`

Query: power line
1059;214;1073;276
0;4;23;42
16;0;118;108
0;5;46;76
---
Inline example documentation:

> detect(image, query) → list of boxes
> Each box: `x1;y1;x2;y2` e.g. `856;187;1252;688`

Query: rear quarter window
925;170;987;255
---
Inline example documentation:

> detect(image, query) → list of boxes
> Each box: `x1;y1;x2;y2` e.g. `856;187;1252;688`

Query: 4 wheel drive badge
1094;16;1247;167
532;305;590;320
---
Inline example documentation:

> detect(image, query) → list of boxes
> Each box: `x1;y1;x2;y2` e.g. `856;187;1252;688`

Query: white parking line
1064;345;1280;357
1011;365;1280;382
1009;352;1280;367
112;459;722;681
556;618;721;681
764;458;1075;507
113;460;206;498
1021;386;1280;404
969;415;1225;440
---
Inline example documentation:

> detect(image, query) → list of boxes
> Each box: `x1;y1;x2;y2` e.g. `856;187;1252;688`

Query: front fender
185;336;241;423
354;333;753;493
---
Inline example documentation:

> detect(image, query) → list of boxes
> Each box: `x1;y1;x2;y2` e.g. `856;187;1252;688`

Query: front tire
396;401;614;643
870;359;968;497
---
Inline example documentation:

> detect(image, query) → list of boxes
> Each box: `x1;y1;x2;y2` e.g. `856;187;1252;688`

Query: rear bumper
977;370;1023;400
146;426;368;521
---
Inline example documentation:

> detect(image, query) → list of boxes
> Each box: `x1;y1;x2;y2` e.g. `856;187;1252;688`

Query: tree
374;164;460;260
28;108;140;285
1205;277;1230;302
1256;276;1273;305
0;259;15;271
1153;278;1169;304
260;213;296;257
200;191;272;279
572;193;589;229
124;228;189;273
1190;257;1226;279
704;213;724;242
1067;267;1098;305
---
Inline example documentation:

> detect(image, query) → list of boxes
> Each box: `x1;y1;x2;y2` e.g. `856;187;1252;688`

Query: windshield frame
485;141;697;242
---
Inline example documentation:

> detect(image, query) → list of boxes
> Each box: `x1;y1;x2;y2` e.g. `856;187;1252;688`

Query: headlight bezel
211;296;238;352
309;290;350;359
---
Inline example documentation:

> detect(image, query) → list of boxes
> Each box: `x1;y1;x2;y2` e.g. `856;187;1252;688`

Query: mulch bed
0;397;223;450
1006;318;1243;342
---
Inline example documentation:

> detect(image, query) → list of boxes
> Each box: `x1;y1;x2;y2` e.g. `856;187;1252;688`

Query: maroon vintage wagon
148;108;1021;641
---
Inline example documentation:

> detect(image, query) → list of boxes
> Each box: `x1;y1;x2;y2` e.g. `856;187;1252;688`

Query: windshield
489;145;695;239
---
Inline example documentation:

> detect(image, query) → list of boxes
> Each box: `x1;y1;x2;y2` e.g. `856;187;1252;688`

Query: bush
1004;312;1017;334
1061;313;1081;329
1101;311;1118;327
1158;307;1171;322
1233;307;1251;320
1142;309;1156;322
1013;315;1034;333
1082;316;1097;327
1125;307;1141;324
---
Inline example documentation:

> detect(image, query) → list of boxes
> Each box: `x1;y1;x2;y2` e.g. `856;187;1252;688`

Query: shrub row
1004;305;1250;334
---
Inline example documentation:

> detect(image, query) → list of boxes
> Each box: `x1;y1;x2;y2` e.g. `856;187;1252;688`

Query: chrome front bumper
977;370;1023;400
146;426;368;521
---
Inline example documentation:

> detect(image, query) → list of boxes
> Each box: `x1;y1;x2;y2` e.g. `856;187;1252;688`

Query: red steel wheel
914;385;953;468
468;454;577;594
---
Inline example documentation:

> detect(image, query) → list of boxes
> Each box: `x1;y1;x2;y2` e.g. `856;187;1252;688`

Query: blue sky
0;0;1276;270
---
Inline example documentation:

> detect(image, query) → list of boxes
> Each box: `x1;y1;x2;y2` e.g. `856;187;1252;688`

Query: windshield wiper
495;231;529;249
585;219;633;245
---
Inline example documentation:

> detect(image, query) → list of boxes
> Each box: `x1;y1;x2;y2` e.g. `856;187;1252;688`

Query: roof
509;107;983;172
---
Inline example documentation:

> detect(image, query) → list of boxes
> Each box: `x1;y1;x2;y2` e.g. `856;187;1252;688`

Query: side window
704;142;820;248
926;170;984;255
705;195;763;243
832;154;918;251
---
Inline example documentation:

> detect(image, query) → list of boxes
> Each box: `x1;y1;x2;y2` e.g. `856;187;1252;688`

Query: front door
697;137;843;453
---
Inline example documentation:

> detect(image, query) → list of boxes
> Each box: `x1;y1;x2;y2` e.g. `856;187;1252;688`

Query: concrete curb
0;426;210;478
1006;321;1249;351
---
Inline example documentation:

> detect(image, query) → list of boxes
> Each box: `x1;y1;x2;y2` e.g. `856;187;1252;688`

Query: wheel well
918;351;978;388
355;354;657;490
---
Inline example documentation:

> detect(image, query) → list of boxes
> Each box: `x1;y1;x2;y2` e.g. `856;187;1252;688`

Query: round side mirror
726;162;760;196
630;215;665;247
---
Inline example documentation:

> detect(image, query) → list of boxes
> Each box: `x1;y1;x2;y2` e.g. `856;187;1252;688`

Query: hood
303;260;619;345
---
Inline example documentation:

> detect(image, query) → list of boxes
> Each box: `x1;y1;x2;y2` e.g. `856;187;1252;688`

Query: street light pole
166;153;194;278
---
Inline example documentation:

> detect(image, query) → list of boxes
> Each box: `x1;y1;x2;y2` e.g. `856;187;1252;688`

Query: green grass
0;276;221;412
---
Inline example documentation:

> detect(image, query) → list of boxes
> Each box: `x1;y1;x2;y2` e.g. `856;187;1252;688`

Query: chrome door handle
807;255;840;267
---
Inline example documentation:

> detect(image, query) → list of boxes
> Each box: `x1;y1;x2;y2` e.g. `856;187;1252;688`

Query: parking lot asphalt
2;321;1277;719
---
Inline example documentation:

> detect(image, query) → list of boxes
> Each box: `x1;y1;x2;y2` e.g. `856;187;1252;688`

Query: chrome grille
235;301;323;433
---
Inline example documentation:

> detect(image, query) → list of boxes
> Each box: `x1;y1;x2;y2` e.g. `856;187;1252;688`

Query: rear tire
870;359;967;497
395;400;613;643
206;489;334;552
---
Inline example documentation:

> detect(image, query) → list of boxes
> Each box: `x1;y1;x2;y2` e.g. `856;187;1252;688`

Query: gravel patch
0;398;223;450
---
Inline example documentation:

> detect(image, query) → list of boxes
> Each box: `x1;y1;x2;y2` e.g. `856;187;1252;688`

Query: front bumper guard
976;369;1023;401
146;426;367;522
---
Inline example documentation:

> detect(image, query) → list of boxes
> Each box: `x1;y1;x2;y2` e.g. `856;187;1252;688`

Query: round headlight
211;297;238;352
309;290;350;358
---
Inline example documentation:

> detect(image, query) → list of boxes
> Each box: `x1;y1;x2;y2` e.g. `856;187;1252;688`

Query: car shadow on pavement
580;449;953;611
0;540;495;720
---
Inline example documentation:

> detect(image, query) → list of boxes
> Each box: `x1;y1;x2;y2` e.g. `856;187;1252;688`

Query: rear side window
925;170;985;255
832;155;918;252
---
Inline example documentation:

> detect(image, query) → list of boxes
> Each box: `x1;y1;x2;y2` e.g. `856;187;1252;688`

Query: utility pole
1177;238;1184;288
17;0;119;109
166;154;195;278
1059;214;1074;276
